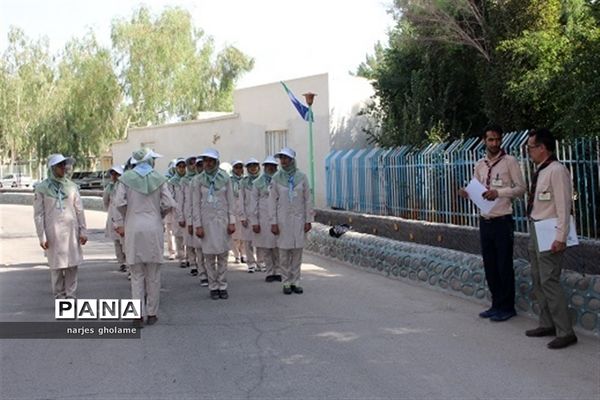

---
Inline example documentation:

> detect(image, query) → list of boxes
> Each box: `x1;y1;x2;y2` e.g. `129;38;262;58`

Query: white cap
47;154;74;167
200;148;220;160
195;156;204;164
231;159;243;167
262;156;278;165
275;147;296;159
245;158;260;166
175;157;186;166
110;164;124;175
130;148;163;165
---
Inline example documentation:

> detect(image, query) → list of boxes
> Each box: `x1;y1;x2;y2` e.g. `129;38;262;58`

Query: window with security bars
265;130;288;156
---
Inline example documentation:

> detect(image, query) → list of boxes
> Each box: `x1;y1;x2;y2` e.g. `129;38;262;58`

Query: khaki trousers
113;239;126;265
244;240;256;266
175;236;186;262
130;263;161;317
279;248;303;286
50;266;78;299
528;222;574;337
258;247;279;276
205;252;228;290
194;247;208;280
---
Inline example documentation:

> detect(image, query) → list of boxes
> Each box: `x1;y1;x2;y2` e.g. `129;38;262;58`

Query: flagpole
303;92;316;204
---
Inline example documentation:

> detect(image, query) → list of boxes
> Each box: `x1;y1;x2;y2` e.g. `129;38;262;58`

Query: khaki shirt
473;154;526;218
530;161;572;243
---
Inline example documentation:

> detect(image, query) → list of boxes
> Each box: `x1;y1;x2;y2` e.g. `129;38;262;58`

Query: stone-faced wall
316;209;600;275
306;224;600;334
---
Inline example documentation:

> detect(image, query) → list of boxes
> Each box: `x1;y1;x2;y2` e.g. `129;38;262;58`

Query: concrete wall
110;73;374;208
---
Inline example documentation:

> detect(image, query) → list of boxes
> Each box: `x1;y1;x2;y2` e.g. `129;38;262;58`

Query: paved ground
0;204;598;400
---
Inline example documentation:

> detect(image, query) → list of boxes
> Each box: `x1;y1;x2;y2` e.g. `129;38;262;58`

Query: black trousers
479;215;515;312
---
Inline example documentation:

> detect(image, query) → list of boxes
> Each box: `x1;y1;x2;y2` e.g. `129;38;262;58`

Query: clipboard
533;216;579;252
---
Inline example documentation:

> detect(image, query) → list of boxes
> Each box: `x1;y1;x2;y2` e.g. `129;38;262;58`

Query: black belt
480;215;512;222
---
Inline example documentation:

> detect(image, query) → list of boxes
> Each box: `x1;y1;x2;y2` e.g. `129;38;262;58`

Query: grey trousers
187;246;197;267
279;248;303;286
528;222;574;337
50;266;78;299
205;252;229;290
194;247;208;280
130;263;161;317
244;240;256;266
113;240;126;265
258;247;279;276
175;236;186;262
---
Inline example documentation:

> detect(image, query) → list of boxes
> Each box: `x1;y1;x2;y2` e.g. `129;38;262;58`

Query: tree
0;28;55;166
111;6;254;128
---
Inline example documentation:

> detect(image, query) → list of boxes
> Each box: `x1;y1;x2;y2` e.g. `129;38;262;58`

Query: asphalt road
0;204;598;400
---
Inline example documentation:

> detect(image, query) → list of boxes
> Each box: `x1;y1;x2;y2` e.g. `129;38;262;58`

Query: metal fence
325;131;600;240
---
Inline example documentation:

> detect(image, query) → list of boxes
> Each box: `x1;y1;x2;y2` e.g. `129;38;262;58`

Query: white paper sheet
465;178;497;215
533;216;579;252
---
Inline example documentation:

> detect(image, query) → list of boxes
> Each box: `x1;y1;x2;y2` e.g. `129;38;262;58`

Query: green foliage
111;6;253;125
0;6;254;170
362;0;600;146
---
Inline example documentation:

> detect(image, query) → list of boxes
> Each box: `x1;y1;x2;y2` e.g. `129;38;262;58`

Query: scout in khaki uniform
33;154;87;299
189;156;209;287
524;128;578;349
169;158;188;267
459;125;526;321
269;148;314;295
250;156;281;282
103;164;126;272
114;148;176;326
163;159;178;260
193;149;236;300
181;156;199;274
239;158;261;272
230;160;246;263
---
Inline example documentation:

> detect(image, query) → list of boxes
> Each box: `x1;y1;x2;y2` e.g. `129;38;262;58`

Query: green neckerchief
35;167;78;209
168;171;186;187
273;161;305;202
104;180;118;195
272;160;304;188
230;173;244;197
253;172;274;192
197;167;230;194
180;169;197;185
241;172;260;190
119;164;167;195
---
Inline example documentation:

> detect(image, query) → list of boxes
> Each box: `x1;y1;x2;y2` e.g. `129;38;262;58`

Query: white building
111;73;375;207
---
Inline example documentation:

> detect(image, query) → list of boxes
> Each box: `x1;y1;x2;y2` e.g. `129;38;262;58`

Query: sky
0;0;395;88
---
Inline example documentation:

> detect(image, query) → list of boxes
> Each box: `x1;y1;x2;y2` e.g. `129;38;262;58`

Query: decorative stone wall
317;209;600;275
307;223;600;334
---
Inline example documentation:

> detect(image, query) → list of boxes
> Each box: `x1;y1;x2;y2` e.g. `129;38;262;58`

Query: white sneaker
247;264;256;273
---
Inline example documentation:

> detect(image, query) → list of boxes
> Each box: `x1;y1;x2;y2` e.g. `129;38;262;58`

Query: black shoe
190;268;198;276
210;290;220;300
219;290;229;299
525;326;557;337
489;310;516;322
146;315;158;325
547;334;577;349
265;275;275;282
241;256;247;263
291;285;303;294
478;308;497;319
119;264;127;272
132;318;144;329
283;285;292;295
200;279;209;287
180;262;188;268
273;275;282;282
